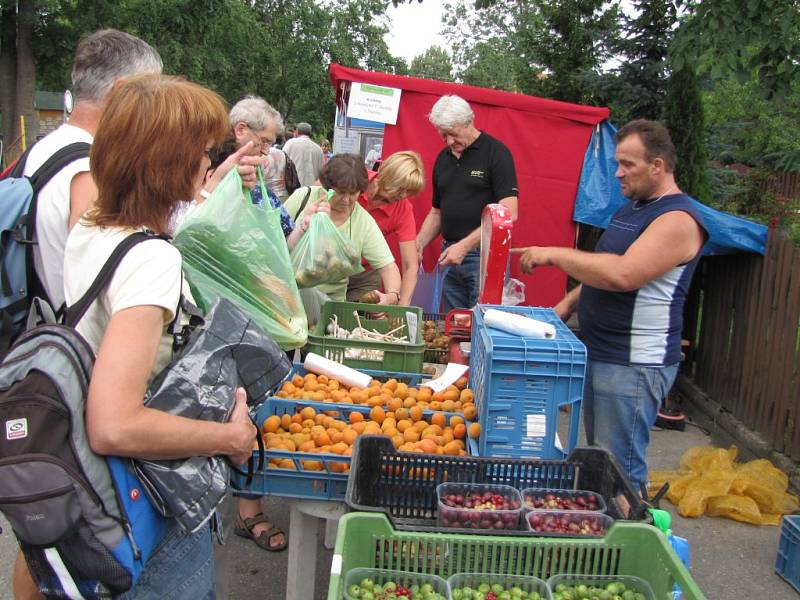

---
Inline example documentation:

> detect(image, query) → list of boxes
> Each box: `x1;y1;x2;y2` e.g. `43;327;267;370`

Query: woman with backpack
62;74;256;598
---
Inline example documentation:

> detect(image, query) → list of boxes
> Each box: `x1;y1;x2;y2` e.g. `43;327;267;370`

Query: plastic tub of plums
437;483;523;531
525;510;614;538
521;488;607;513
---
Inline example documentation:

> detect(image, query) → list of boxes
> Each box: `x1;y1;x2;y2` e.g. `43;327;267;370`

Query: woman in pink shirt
346;151;425;305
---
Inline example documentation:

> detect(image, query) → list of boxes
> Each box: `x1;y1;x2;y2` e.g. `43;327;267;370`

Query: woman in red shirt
346;151;425;305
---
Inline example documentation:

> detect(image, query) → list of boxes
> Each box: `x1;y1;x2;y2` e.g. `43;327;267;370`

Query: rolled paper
303;352;372;388
483;308;556;339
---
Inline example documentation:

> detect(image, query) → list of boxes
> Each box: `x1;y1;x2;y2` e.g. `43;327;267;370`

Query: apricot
462;404;477;421
468;422;481;439
455;376;468;390
430;412;446;428
409;406;423;422
343;429;358;445
349;411;364;424
453;423;467;439
442;390;460;402
418;438;438;454
262;415;281;434
403;428;420;443
370;406;386;424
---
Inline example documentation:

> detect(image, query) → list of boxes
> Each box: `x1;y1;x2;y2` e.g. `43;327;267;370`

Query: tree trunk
14;0;37;147
0;3;18;160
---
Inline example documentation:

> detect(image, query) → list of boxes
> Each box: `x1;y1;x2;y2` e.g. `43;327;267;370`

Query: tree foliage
1;0;401;150
672;0;800;99
409;45;453;81
443;0;618;104
610;0;677;122
664;62;709;202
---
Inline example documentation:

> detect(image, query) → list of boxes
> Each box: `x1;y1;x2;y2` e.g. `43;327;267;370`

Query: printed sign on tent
347;82;402;125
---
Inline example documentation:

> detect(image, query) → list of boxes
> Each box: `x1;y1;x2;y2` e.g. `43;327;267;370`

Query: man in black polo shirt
416;94;519;312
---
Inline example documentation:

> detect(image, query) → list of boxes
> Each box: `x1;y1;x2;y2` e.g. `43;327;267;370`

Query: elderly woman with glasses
227;95;294;236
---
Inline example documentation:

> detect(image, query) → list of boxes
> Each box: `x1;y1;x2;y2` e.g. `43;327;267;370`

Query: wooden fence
684;231;800;459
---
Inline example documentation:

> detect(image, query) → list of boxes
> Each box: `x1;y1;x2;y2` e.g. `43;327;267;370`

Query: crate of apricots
230;370;481;501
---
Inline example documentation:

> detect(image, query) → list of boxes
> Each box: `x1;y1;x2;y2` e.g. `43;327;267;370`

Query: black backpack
284;153;302;195
0;232;169;598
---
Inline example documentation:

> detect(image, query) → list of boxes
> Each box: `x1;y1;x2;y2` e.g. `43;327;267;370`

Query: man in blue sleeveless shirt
512;120;707;492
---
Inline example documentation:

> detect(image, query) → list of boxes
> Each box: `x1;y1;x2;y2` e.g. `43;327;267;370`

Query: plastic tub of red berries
521;488;607;513
448;573;551;600
342;568;449;600
525;510;614;538
437;483;523;531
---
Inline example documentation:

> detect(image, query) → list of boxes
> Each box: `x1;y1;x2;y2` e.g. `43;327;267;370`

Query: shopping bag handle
228;418;265;487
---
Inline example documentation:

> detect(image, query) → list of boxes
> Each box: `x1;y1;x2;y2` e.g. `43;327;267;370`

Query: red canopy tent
329;64;609;307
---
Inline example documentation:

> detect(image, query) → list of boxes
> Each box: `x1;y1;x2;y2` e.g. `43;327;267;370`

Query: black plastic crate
345;436;650;534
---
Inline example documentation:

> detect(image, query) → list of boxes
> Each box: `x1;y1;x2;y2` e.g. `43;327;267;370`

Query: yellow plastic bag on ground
679;445;738;472
651;445;798;525
678;468;737;517
705;495;782;525
736;459;789;491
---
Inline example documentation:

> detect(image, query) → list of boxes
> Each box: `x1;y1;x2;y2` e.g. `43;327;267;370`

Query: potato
359;290;380;304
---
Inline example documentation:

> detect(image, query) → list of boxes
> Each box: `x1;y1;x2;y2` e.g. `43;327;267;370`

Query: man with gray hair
282;120;323;186
416;94;518;312
14;28;162;600
20;29;162;313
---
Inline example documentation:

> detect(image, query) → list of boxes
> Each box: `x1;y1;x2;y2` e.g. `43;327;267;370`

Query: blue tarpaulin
574;121;768;256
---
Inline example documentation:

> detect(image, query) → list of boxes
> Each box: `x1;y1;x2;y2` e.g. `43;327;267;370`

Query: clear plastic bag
299;287;329;330
502;278;526;306
410;262;447;313
173;169;307;349
291;212;361;288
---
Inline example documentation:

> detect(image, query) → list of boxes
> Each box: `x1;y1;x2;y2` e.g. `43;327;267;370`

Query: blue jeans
583;360;679;492
120;520;214;600
441;244;480;314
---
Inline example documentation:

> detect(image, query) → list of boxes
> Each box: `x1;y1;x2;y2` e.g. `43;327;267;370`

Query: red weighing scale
447;203;514;365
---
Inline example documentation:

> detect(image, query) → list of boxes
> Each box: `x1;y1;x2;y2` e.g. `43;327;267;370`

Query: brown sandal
234;512;288;552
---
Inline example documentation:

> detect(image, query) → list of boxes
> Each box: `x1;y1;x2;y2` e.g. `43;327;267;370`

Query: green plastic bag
290;211;362;288
173;169;307;349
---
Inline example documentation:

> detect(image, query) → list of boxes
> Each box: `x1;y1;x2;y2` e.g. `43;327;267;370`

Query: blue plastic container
470;305;586;459
232;396;479;502
776;514;800;593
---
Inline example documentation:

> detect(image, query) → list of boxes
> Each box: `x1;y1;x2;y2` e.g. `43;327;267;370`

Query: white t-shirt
23;124;93;309
63;222;191;377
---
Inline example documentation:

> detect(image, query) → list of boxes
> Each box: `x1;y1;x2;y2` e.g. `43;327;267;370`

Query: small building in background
34;91;65;139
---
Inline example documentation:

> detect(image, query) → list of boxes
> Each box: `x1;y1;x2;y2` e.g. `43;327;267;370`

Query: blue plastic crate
233;397;479;501
776;514;800;592
470;305;586;459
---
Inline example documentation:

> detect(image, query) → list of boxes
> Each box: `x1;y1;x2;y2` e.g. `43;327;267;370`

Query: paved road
0;403;794;599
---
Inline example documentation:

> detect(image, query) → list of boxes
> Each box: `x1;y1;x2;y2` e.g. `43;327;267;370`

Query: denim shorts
583;359;678;492
119;520;214;600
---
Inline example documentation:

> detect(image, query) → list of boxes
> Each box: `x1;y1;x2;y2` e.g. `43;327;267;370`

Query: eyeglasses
247;126;275;148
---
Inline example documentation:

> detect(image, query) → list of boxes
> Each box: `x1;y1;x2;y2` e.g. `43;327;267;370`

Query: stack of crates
470;304;586;459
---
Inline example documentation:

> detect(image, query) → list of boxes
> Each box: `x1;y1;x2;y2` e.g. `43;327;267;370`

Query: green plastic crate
309;301;425;373
327;513;706;600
